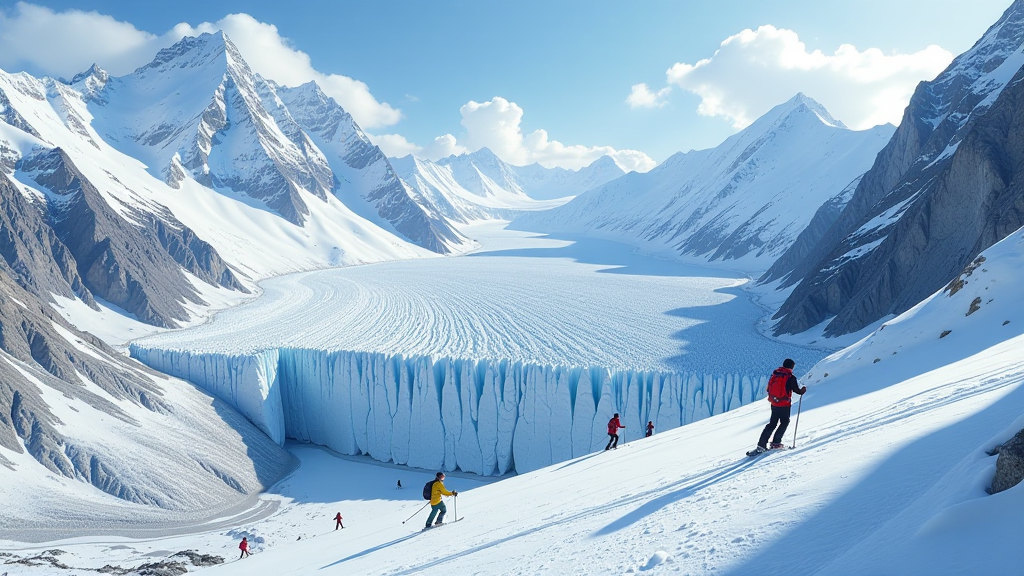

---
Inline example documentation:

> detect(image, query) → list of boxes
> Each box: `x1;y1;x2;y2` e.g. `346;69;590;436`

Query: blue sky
0;0;1012;170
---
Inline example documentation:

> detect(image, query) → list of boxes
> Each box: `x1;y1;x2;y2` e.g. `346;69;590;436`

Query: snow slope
391;150;573;222
514;94;894;275
8;226;1018;574
391;148;623;223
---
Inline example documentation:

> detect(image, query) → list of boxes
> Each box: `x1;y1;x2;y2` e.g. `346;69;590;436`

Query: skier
605;413;625;450
397;479;402;489
334;512;344;530
645;421;654;437
238;537;251;559
748;359;807;456
425;472;457;529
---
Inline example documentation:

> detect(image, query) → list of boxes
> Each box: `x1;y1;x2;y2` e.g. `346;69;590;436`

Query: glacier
130;345;766;475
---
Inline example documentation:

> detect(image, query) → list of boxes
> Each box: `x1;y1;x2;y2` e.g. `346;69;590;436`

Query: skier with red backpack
605;413;625;450
747;359;806;456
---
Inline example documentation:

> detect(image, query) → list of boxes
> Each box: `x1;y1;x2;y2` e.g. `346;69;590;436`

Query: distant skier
238;537;251;559
425;472;458;529
605;413;625;450
645;421;654;437
748;359;807;456
397;479;402;489
334;512;344;530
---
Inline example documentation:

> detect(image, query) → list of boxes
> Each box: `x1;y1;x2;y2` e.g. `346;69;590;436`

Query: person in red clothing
334;512;344;530
605;413;625;450
749;358;807;455
238;537;251;559
645;421;654;437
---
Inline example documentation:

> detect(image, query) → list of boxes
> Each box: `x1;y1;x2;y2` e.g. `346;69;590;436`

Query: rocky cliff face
0;171;292;530
19;147;245;328
772;0;1024;336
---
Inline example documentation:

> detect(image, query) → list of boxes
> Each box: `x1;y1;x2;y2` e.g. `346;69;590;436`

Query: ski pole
401;501;430;524
453;493;457;521
790;394;803;449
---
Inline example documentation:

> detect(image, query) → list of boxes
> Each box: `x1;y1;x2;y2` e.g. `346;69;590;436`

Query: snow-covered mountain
0;31;477;536
0;170;292;539
770;0;1024;337
512;94;894;273
83;31;469;253
391;148;625;222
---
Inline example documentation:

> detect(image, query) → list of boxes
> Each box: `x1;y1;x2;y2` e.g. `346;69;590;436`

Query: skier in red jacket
646;421;654;437
238;537;251;558
334;512;344;530
605;413;625;450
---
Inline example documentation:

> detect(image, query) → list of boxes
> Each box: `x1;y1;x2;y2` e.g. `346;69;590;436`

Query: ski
420;517;464;532
745;446;790;457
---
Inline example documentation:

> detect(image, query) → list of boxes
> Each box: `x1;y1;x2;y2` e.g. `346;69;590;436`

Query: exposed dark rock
772;2;1024;336
991;428;1024;493
19;148;245;327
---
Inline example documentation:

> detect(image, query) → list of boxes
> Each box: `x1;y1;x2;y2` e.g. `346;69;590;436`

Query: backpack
422;480;436;500
766;369;791;405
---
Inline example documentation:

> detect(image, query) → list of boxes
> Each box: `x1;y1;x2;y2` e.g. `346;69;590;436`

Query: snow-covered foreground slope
129;223;827;474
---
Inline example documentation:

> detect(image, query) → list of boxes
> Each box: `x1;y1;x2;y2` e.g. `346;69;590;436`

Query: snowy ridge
513;94;894;274
130;345;768;475
391;148;622;223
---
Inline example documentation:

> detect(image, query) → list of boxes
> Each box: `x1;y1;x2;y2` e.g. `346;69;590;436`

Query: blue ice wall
129;345;766;475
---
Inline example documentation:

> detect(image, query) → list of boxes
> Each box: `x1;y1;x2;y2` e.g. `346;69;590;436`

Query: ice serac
131;347;284;444
130;346;768;475
772;0;1024;336
513;94;894;274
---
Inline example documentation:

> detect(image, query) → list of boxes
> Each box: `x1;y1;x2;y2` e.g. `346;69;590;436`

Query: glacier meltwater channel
128;346;768;475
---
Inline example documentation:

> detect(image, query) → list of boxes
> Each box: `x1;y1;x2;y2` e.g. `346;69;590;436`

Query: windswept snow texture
131;224;826;474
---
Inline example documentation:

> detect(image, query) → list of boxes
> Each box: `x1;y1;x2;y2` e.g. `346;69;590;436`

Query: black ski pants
758;404;792;447
605;433;619;450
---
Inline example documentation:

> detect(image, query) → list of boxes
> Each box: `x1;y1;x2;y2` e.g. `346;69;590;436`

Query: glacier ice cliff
130;346;767;475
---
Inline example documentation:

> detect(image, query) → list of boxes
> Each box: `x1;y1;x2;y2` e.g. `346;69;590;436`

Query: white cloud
665;25;953;129
381;96;655;172
458;97;655;171
0;2;162;77
370;133;467;160
626;83;671;109
0;4;400;129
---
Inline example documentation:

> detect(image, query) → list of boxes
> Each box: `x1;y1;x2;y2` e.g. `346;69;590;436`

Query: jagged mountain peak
67;63;109;86
134;31;245;78
756;92;847;132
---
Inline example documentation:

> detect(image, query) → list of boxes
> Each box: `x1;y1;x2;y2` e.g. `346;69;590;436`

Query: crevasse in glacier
129;346;766;475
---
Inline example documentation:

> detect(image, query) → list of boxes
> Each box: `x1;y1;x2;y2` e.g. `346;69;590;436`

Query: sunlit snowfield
137;222;826;374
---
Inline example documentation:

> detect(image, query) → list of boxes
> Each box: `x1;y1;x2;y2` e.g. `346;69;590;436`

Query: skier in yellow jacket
426;472;458;528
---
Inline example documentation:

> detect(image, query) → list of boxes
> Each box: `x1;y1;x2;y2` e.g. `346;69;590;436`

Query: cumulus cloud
375;96;655;172
665;25;953;129
371;133;467;160
0;3;400;128
0;2;161;77
626;83;671;108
